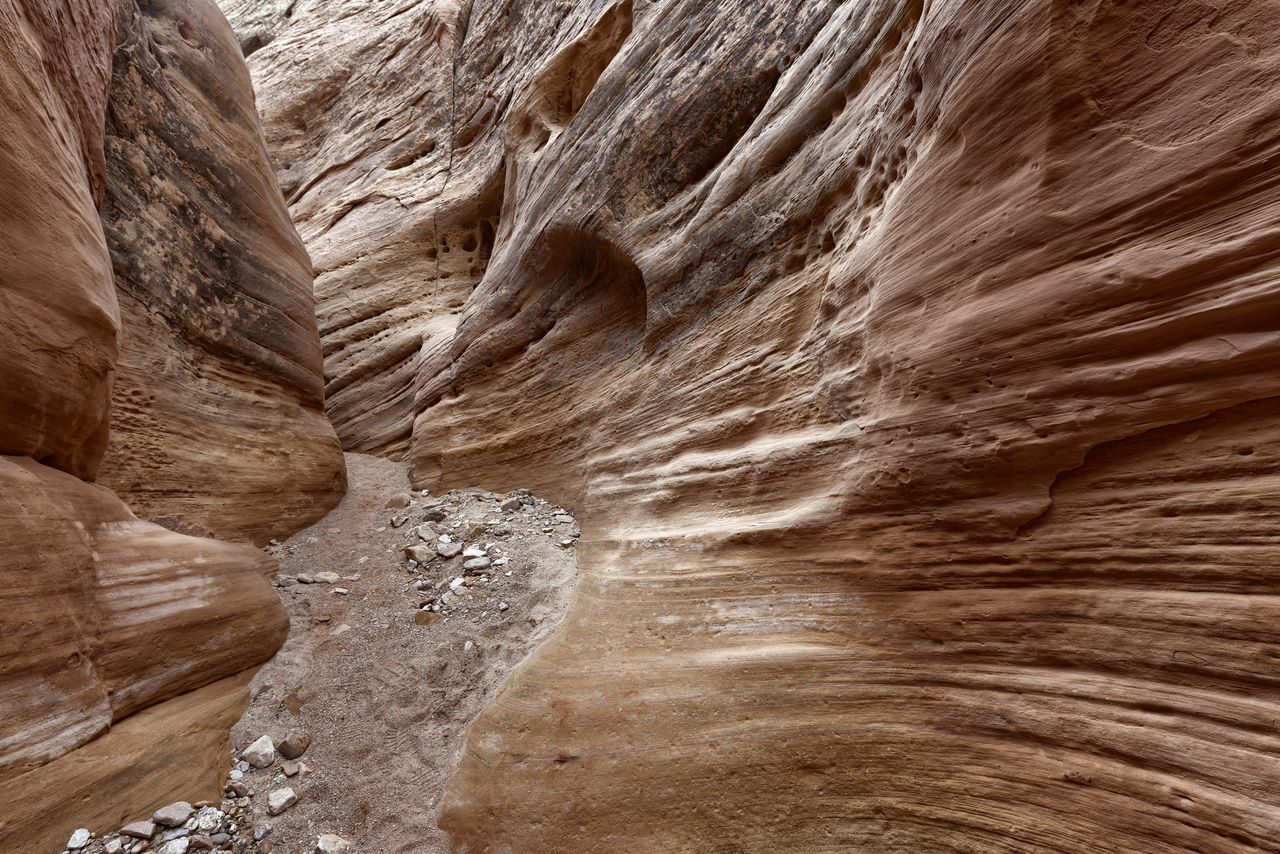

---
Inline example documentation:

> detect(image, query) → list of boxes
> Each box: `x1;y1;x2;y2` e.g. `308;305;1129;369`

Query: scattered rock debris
53;454;578;853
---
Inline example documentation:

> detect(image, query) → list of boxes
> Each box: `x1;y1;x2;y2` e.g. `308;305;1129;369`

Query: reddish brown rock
0;0;119;478
233;0;1280;851
225;0;498;457
0;457;286;852
94;0;345;544
0;0;337;848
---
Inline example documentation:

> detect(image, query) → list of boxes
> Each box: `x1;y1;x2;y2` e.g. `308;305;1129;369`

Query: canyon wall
96;0;345;544
229;0;1280;851
0;0;341;848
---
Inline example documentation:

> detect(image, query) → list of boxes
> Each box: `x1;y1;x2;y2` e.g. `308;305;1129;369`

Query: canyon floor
236;454;578;853
81;453;580;854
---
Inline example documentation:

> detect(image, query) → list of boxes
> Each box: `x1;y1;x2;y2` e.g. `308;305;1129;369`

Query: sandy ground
228;453;579;854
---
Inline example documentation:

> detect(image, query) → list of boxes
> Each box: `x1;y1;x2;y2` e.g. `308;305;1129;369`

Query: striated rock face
0;0;119;478
231;0;1280;850
222;0;501;457
96;0;345;544
0;0;339;848
0;458;286;847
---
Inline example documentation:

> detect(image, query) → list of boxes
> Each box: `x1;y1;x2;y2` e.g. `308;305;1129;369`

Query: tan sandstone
227;0;1280;851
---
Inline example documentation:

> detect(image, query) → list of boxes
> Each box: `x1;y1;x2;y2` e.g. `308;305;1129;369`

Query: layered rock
230;0;1280;850
96;0;345;543
0;0;119;478
0;458;285;852
0;0;338;848
223;0;501;456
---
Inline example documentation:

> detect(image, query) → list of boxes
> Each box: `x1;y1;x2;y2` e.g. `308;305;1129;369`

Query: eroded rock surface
96;0;346;544
231;0;1280;851
0;0;340;848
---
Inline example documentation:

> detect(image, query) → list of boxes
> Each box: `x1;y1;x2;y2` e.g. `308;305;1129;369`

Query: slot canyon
4;0;1280;851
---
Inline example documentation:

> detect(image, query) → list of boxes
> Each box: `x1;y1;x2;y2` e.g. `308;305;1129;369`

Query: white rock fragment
67;828;91;849
316;834;353;854
194;807;222;833
267;787;298;816
243;735;275;768
314;571;341;584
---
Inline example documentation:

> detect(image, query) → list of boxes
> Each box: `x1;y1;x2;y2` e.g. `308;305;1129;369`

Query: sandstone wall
229;0;1280;850
96;0;345;544
0;0;341;848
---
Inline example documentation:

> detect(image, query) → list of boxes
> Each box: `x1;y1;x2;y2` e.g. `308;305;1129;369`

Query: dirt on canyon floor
56;453;578;854
232;453;580;853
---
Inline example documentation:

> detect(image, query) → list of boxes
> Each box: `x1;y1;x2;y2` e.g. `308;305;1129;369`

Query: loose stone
267;788;297;816
121;820;156;839
314;571;341;584
384;493;411;509
316;834;353;854
153;802;195;827
243;735;275;768
279;729;311;759
405;544;434;562
194;807;222;833
67;828;91;849
463;557;492;571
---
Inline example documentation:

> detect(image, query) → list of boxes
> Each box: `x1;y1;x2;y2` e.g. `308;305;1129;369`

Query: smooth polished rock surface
231;0;1280;851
